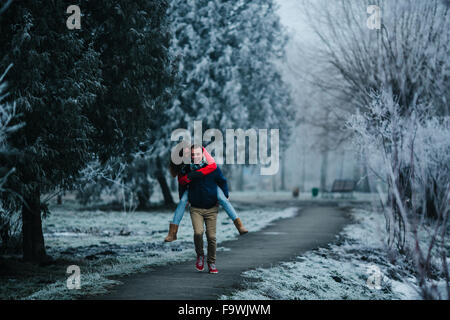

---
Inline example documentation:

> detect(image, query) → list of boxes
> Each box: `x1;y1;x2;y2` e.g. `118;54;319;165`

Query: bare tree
348;90;450;299
298;0;449;298
301;0;449;116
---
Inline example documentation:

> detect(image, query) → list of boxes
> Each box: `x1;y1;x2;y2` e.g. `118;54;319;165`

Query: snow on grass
19;204;298;299
25;273;121;300
230;190;382;203
219;208;422;300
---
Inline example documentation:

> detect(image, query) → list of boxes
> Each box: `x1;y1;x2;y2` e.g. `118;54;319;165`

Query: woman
164;146;248;242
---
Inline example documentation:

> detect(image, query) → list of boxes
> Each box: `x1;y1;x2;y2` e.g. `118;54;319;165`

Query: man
179;144;229;274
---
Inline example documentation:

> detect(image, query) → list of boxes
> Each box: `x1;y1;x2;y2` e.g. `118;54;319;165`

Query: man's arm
214;166;229;198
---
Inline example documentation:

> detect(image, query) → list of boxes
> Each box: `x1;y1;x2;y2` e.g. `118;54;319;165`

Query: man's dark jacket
179;166;229;209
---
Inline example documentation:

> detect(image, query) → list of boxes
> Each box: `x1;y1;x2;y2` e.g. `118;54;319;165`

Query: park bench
322;179;356;199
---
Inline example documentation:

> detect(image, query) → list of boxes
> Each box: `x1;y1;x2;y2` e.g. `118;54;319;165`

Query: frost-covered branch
347;90;450;299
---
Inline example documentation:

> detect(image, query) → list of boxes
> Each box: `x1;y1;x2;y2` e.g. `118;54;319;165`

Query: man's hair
191;144;203;151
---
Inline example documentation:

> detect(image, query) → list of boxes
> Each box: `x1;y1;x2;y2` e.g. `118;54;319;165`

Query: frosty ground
0;191;433;300
0;192;299;299
220;207;423;300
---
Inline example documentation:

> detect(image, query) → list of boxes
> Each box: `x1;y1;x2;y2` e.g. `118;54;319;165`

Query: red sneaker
208;263;218;274
195;255;204;271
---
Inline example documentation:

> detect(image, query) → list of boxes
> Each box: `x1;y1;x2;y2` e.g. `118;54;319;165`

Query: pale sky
275;0;316;44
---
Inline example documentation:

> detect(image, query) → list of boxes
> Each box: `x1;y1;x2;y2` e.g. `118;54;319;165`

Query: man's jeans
172;186;238;225
190;206;219;264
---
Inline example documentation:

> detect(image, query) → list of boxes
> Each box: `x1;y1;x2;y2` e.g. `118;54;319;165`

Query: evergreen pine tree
0;0;173;262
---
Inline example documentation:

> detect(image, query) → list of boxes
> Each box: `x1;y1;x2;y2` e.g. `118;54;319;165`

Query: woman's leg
216;186;248;235
172;190;189;225
216;186;238;221
165;190;188;242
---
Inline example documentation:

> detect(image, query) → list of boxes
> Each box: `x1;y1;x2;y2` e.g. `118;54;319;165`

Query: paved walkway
90;205;350;300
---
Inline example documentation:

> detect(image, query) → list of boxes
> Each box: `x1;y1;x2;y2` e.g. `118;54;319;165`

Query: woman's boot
233;218;248;235
164;223;179;242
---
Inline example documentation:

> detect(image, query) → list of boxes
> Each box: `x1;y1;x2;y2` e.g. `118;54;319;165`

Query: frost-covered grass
0;199;298;300
220;208;424;300
230;190;382;203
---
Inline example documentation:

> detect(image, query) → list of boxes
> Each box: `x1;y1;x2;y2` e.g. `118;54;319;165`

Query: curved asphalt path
89;204;350;300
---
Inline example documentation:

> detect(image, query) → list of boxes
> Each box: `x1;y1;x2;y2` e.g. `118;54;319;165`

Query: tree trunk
425;177;438;219
338;150;345;179
320;150;328;191
301;152;306;192
22;187;47;262
156;157;174;205
361;162;371;193
280;153;286;190
0;219;8;254
170;175;176;192
236;165;244;191
221;165;232;192
136;179;151;210
398;166;412;210
353;158;361;187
